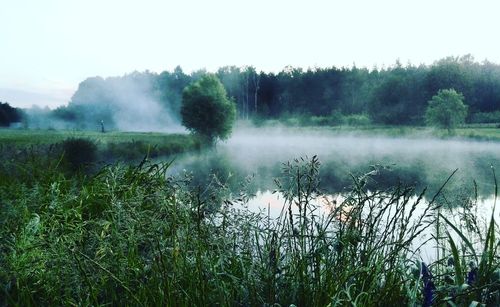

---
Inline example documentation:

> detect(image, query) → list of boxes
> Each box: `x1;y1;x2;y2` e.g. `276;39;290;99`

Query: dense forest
6;55;500;130
0;102;22;127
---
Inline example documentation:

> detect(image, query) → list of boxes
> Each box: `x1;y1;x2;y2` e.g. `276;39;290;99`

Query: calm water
167;127;500;261
170;127;500;199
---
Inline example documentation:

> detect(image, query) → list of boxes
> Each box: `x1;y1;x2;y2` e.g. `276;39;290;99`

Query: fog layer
22;72;185;132
172;126;500;198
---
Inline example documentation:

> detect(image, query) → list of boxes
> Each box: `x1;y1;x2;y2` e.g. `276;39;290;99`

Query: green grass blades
1;154;499;306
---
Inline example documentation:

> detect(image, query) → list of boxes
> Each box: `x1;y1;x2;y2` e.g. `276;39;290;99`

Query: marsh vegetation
1;125;499;306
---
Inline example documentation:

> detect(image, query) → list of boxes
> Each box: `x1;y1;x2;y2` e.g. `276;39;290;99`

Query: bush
61;138;97;171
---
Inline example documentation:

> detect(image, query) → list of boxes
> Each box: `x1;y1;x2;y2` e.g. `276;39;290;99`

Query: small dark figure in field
100;120;105;133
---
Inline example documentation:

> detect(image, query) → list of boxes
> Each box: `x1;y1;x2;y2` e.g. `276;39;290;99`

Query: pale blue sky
1;0;499;108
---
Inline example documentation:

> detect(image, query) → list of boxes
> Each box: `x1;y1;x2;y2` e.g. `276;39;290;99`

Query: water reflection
169;128;500;201
166;128;500;262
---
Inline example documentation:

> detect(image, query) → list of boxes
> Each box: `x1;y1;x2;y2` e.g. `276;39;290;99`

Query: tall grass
0;153;498;306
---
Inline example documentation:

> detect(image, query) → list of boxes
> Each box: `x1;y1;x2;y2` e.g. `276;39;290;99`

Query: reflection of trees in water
321;157;499;206
174;150;500;205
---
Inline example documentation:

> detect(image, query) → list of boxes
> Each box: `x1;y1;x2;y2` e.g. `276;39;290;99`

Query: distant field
0;129;189;145
0;129;200;160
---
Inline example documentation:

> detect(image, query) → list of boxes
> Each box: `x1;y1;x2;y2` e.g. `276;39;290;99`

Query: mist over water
171;126;500;262
223;126;500;164
172;126;500;199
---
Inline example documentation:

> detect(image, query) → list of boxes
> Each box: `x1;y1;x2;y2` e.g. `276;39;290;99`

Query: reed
1;153;498;306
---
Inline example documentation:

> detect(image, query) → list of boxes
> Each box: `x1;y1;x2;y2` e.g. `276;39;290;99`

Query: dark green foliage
213;57;500;125
0;102;22;126
51;105;78;121
470;111;500;124
44;56;500;130
426;56;475;106
61;138;97;171
155;65;192;116
368;64;428;124
181;74;236;144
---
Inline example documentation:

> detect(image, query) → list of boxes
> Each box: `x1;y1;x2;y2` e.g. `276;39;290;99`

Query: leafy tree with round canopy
181;74;236;144
425;88;468;132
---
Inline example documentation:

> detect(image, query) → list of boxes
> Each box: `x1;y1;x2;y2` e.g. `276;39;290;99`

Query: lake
166;127;500;261
169;127;500;200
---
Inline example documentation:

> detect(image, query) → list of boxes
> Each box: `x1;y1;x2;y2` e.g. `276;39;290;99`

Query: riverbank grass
1;155;498;306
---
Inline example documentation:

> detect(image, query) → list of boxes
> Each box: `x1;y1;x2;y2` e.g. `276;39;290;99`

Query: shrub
61;138;97;171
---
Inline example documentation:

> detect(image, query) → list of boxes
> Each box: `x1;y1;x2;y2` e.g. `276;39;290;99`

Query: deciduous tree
425;89;468;132
181;74;236;144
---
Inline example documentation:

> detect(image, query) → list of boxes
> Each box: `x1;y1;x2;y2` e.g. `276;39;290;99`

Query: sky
1;0;500;108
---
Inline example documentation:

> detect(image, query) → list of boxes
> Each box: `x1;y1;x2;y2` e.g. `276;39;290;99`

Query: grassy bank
0;129;201;162
1;153;498;306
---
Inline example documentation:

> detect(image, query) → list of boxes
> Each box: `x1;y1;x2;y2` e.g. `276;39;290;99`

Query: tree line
0;102;22;127
4;55;500;129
